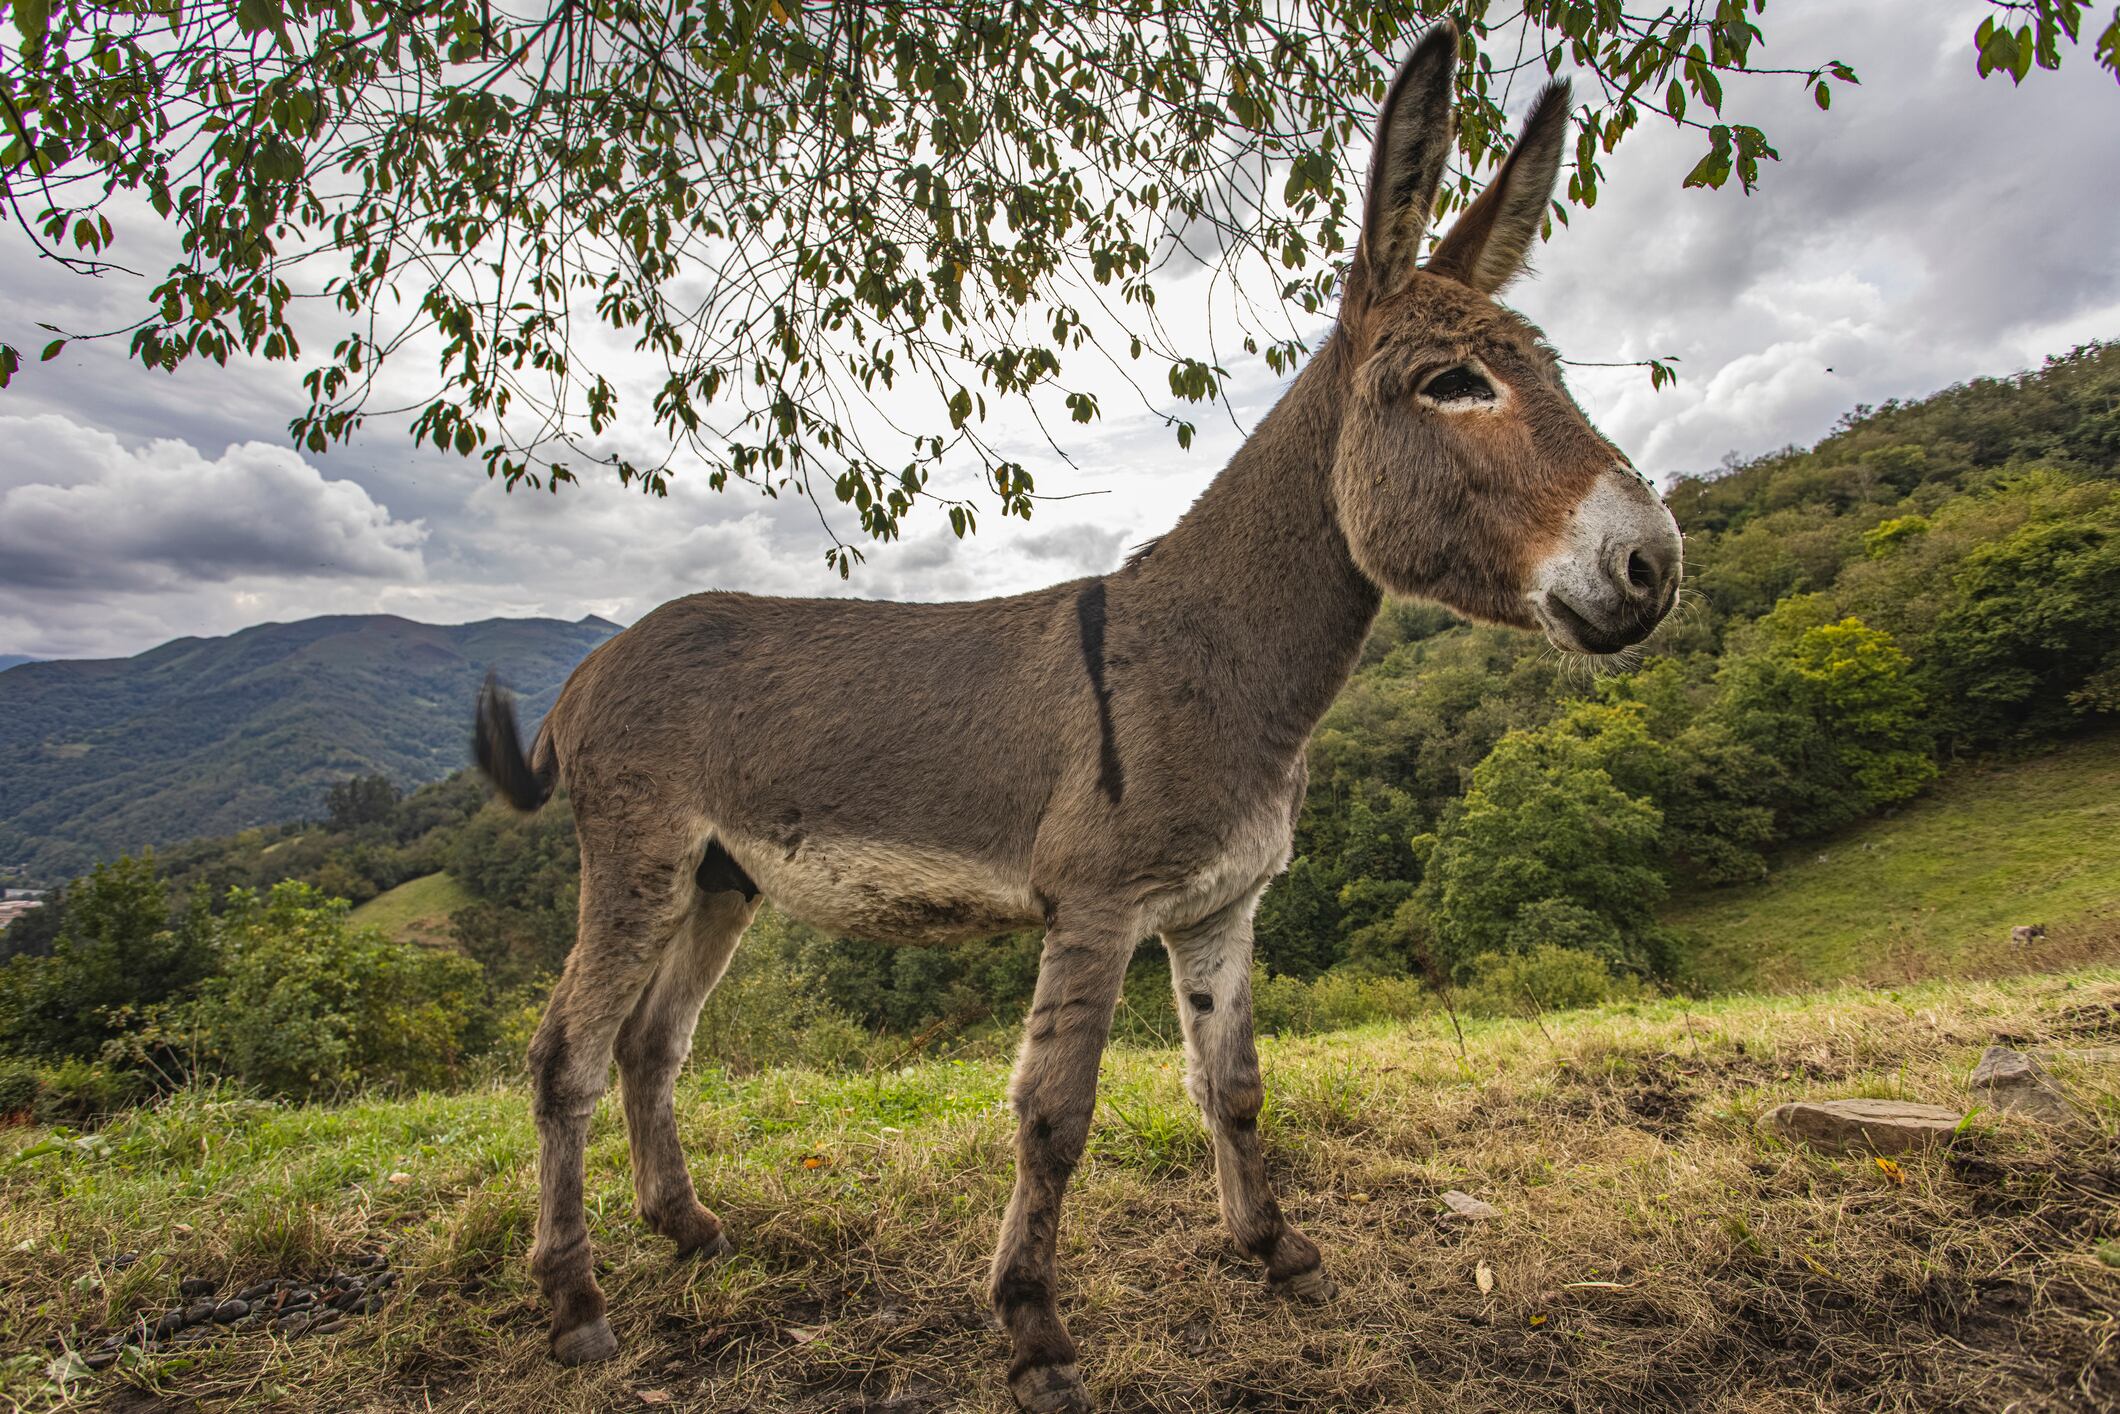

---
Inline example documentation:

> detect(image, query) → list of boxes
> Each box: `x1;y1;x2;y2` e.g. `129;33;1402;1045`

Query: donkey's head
1330;22;1681;654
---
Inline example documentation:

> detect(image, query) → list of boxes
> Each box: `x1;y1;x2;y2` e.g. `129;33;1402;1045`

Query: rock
178;1276;217;1298
150;1310;186;1339
212;1300;249;1323
1440;1190;1501;1220
309;1315;349;1337
1759;1099;1964;1154
182;1301;216;1325
171;1326;214;1346
236;1281;281;1302
83;1350;119;1371
275;1311;315;1337
1968;1046;2079;1121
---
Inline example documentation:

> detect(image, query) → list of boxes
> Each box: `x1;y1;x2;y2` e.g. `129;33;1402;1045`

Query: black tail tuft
474;672;554;812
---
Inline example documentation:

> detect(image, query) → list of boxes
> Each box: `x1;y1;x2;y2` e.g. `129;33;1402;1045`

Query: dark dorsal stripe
1074;581;1124;805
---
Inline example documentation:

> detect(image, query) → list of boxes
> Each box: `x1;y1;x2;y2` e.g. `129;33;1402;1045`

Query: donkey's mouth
1534;592;1643;656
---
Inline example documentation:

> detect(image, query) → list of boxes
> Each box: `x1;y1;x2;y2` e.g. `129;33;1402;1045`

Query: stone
1440;1190;1501;1220
178;1276;217;1299
212;1300;248;1323
150;1310;186;1339
1759;1099;1964;1154
1968;1046;2079;1121
181;1301;216;1325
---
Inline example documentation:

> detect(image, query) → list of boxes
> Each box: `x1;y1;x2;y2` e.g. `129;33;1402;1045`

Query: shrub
1456;945;1640;1018
185;883;492;1099
1250;965;1431;1036
0;1057;149;1123
692;910;877;1074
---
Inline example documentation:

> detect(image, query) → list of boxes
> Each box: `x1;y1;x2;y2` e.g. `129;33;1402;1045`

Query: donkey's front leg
990;920;1135;1414
1164;898;1333;1299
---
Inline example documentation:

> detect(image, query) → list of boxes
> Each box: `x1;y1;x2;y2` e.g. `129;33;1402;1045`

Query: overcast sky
3;0;2117;663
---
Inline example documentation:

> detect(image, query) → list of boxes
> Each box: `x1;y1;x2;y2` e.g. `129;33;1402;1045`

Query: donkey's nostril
1626;550;1656;591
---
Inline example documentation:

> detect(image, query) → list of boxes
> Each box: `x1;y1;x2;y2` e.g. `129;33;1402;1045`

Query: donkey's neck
1122;332;1382;760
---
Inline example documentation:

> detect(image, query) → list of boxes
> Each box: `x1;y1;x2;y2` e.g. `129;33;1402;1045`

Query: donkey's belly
719;831;1041;945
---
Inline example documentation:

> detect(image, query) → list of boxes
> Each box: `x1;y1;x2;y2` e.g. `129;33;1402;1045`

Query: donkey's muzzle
1529;470;1683;655
1539;589;1666;655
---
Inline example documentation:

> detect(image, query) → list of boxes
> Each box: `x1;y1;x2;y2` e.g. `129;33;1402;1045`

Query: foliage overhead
0;0;1890;565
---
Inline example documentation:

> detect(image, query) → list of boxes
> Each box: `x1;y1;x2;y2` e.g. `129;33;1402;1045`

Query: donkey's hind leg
527;838;690;1365
615;885;759;1259
1163;896;1334;1300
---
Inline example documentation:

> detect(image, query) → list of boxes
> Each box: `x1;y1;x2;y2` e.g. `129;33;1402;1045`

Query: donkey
473;21;1680;1411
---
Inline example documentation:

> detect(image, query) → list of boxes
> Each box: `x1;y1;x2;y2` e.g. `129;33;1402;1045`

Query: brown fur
475;21;1677;1411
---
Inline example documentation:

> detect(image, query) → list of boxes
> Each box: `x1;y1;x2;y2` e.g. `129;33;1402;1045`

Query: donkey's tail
474;672;557;812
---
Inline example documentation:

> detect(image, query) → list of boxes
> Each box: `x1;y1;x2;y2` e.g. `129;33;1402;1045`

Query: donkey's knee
529;1016;605;1122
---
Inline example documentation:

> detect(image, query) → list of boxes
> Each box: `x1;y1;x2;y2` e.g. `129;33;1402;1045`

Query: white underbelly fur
717;831;1041;945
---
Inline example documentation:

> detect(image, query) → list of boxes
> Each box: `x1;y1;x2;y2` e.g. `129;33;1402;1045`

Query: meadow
3;970;2115;1412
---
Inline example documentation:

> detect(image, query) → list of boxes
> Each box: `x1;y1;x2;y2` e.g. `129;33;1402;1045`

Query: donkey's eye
1419;365;1497;405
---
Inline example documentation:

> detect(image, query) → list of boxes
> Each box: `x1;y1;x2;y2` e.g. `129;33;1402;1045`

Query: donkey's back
532;584;1091;943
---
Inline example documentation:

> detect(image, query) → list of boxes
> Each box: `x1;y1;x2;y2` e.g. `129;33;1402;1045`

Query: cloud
0;414;426;594
1;0;2116;660
1516;1;2120;478
1016;522;1132;571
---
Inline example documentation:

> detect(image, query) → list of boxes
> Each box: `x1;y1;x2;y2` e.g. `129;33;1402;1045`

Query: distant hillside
1669;732;2120;992
0;656;38;674
0;614;619;881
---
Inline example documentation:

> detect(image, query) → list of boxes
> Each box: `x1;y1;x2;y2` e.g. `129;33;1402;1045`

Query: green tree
0;855;214;1061
325;774;402;832
1709;599;1936;834
1413;720;1668;980
1929;492;2120;741
0;0;1904;560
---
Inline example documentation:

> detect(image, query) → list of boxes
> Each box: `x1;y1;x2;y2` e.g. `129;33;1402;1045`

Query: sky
2;0;2117;663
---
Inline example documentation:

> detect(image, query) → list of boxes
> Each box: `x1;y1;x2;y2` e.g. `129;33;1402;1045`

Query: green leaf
0;344;18;387
1813;81;1830;111
12;0;50;44
40;338;65;362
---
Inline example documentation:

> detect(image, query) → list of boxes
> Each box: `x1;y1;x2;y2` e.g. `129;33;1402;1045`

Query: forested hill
0;614;618;882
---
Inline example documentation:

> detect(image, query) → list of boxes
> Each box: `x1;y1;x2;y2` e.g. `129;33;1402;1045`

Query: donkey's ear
1358;21;1460;301
1426;80;1571;294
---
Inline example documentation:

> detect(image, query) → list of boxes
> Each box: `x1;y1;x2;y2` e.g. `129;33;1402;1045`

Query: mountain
0;613;620;882
0;656;38;674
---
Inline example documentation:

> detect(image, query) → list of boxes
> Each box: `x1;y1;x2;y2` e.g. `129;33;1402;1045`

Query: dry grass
2;973;2118;1412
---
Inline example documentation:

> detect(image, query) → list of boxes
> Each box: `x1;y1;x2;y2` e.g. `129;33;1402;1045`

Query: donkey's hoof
1009;1362;1092;1414
551;1316;619;1365
676;1228;732;1262
1271;1265;1338;1303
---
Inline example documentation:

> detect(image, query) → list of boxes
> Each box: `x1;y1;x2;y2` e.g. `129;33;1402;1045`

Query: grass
2;973;2116;1411
347;872;473;947
1668;732;2120;993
